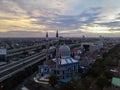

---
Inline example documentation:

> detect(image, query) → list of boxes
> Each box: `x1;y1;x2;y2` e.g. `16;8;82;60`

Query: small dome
59;44;71;58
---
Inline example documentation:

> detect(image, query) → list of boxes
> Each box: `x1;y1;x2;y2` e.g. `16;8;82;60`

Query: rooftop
112;77;120;87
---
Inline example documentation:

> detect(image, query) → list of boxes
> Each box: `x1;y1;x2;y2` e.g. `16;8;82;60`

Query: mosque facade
37;31;79;82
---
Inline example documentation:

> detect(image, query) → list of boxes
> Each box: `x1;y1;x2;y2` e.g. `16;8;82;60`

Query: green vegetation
49;75;59;87
95;75;111;90
79;78;91;90
80;44;120;90
59;78;91;90
59;81;75;90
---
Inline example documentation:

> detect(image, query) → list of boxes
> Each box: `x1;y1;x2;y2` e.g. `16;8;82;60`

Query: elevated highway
0;49;53;82
7;40;56;57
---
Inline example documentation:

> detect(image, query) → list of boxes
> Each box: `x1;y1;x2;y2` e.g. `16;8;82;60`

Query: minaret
46;32;49;64
56;30;59;69
99;35;104;48
82;35;86;43
99;35;103;42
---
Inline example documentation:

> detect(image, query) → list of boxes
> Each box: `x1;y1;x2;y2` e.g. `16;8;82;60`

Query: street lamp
1;85;4;89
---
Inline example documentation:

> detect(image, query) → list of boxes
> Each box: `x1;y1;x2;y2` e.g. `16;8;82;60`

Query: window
57;70;59;74
54;70;56;74
45;68;46;71
63;71;64;74
74;66;75;70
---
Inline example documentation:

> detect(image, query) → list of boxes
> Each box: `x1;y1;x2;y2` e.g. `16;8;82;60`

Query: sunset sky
0;0;120;37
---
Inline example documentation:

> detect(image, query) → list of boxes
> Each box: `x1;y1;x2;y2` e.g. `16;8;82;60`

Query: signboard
0;49;7;55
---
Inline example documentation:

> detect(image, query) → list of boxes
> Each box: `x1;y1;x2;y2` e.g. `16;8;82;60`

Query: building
111;77;120;89
0;48;7;65
35;31;79;83
81;41;104;53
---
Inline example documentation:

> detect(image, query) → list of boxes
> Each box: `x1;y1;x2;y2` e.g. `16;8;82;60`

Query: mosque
35;31;79;83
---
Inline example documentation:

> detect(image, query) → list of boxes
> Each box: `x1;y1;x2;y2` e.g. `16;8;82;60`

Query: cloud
0;0;120;37
0;31;45;37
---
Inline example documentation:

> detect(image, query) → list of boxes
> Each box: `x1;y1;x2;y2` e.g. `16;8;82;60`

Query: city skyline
0;0;120;37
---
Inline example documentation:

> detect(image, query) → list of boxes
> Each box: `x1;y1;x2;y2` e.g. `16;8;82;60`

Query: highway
7;40;55;54
7;48;37;57
0;52;46;82
0;47;55;82
0;52;44;72
0;57;46;83
3;40;56;59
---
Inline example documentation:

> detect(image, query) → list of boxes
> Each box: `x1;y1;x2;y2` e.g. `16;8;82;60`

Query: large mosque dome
59;44;71;58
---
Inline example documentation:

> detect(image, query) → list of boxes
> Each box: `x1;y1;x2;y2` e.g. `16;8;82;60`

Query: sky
0;0;120;37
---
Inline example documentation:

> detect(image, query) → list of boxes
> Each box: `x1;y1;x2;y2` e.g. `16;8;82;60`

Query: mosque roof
51;44;78;65
59;44;71;58
52;57;78;65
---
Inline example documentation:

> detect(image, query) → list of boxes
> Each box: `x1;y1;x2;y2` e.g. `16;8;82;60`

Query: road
0;48;54;82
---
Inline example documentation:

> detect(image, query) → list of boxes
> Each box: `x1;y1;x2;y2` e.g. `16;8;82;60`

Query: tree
86;67;100;77
95;76;111;90
59;82;75;90
81;78;91;89
78;67;83;73
103;71;113;79
49;75;59;87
